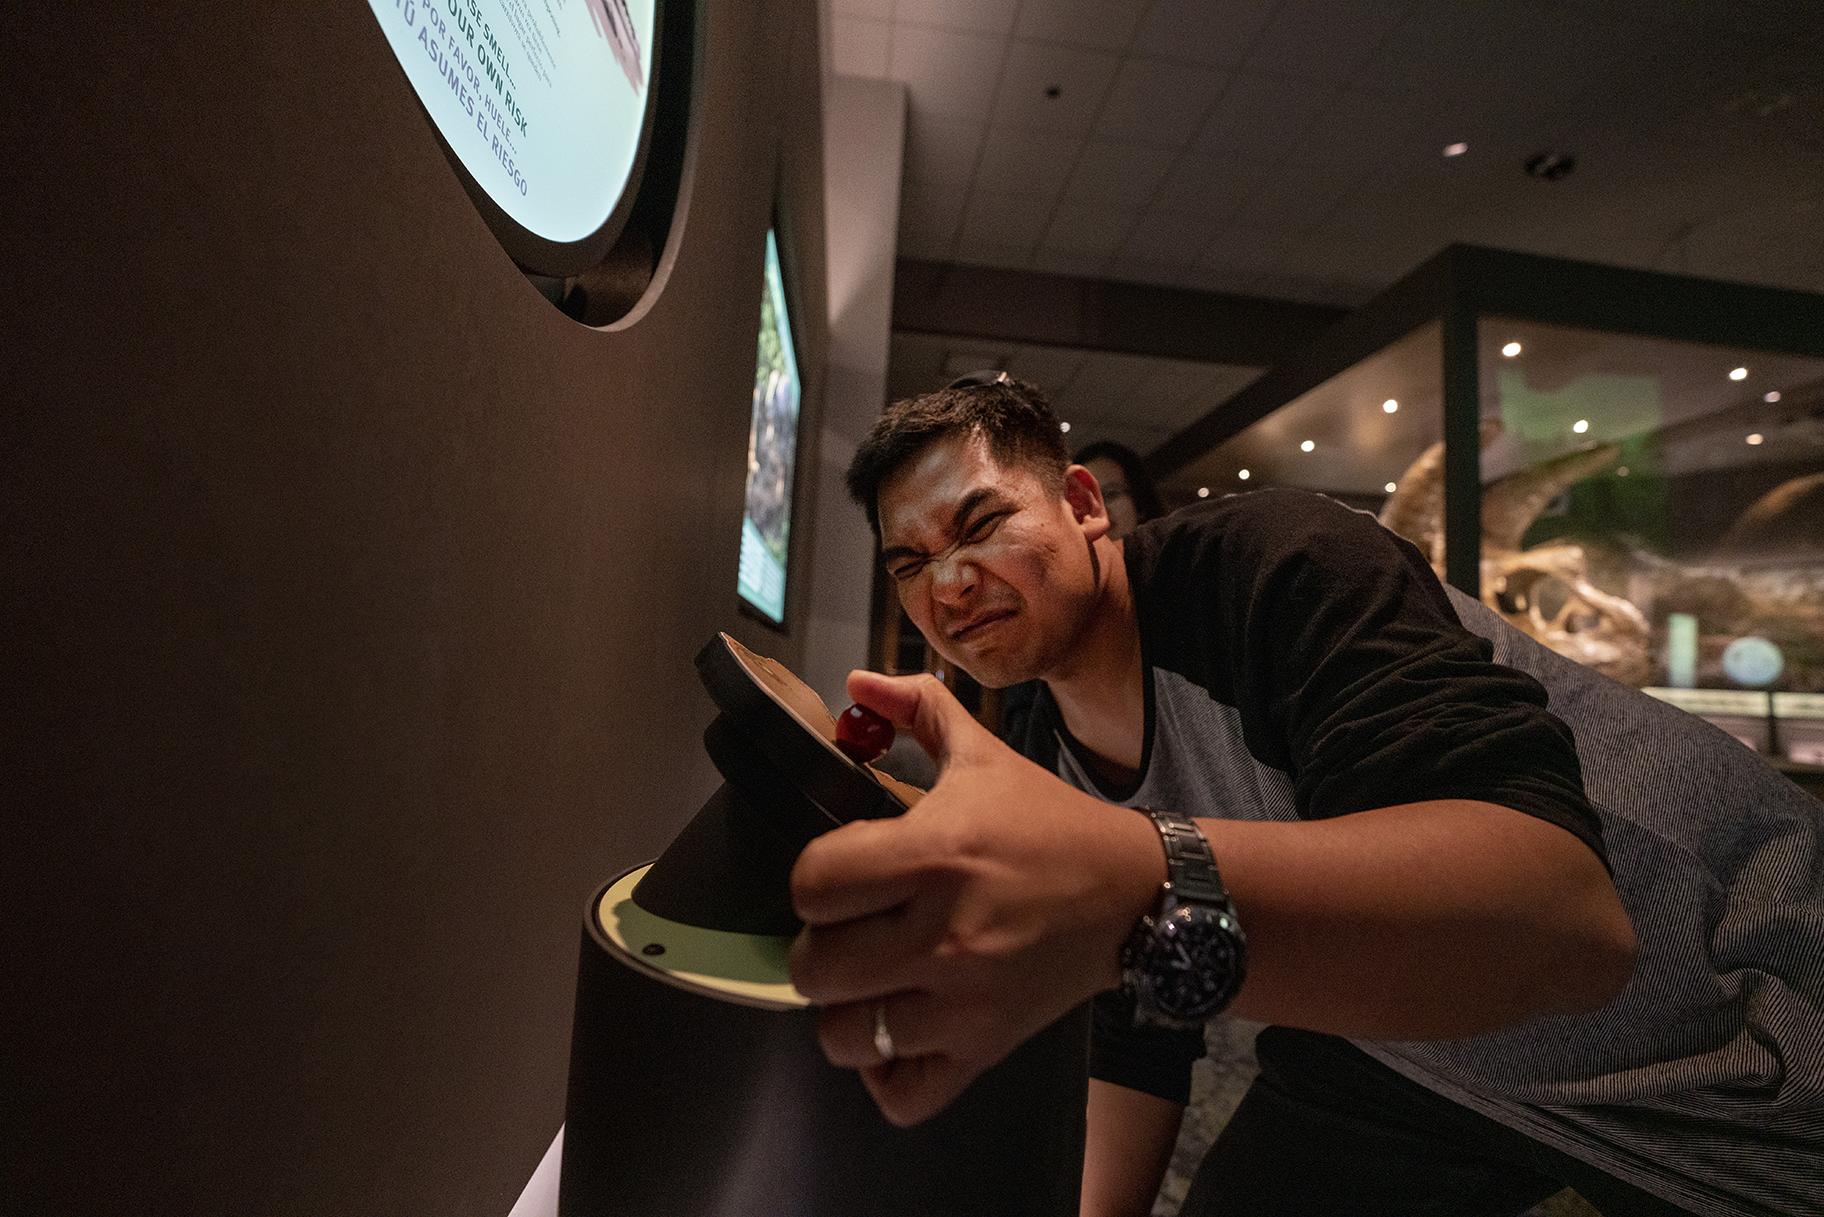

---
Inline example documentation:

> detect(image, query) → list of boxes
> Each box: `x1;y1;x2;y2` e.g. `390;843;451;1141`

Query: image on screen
367;0;655;246
738;230;801;625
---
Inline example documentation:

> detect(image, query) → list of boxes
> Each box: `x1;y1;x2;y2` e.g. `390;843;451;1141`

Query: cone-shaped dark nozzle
631;713;841;935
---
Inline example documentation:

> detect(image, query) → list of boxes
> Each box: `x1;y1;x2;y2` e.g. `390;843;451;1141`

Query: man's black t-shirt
1006;490;1823;1217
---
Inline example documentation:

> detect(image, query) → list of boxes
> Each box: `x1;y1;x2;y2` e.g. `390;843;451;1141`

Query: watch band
1149;812;1228;905
1121;810;1246;1027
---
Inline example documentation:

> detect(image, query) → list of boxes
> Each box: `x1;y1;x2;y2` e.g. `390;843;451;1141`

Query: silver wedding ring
873;1000;896;1062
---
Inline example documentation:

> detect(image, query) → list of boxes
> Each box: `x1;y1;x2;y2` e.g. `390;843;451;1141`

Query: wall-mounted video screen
737;230;801;626
367;0;657;272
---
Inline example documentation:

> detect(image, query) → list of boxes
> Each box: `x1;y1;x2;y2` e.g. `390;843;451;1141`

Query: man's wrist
1100;808;1168;991
1118;812;1248;1028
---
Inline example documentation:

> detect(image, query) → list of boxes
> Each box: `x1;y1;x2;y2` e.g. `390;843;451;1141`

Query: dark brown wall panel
4;2;827;1213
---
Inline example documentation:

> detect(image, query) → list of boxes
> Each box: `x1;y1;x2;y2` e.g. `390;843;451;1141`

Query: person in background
1071;441;1163;542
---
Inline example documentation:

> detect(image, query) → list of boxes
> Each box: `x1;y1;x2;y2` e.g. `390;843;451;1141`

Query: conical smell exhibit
558;634;1089;1216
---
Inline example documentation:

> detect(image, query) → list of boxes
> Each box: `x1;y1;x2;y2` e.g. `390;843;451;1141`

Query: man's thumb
846;669;985;767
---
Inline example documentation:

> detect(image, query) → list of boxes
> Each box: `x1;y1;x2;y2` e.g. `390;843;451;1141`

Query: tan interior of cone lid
601;864;810;1010
719;633;924;808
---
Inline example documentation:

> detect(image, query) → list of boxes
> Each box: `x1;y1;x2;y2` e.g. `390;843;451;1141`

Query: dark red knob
834;702;895;764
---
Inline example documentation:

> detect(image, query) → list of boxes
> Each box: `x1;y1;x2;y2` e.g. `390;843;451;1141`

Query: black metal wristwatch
1120;810;1248;1030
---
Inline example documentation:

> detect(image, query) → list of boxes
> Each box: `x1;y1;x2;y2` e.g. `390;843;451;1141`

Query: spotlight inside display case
1152;246;1824;788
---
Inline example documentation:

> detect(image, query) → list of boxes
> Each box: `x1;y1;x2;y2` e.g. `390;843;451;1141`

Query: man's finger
858;1053;978;1128
791;815;933;925
811;989;955;1068
846;669;988;768
788;898;946;1003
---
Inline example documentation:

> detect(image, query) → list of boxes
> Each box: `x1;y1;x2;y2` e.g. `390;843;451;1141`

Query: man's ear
1063;464;1112;542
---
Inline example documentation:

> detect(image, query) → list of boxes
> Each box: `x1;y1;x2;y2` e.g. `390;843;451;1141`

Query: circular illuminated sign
369;0;658;270
1722;636;1784;687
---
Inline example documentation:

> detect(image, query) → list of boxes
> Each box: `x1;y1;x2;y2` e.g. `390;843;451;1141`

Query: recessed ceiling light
1501;341;1523;357
1382;398;1399;413
1746;433;1765;445
1573;419;1590;434
1730;366;1749;381
1764;390;1781;403
1237;469;1250;481
1198;486;1211;497
1300;439;1315;452
1059;421;1071;433
1443;142;1470;158
1524;150;1576;181
1384;481;1397;493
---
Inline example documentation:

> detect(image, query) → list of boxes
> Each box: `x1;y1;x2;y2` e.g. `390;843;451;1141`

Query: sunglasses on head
944;369;1014;391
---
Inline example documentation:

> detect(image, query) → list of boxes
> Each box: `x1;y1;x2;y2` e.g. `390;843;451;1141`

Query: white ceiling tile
1307;203;1451;276
1132;0;1282;69
1650;0;1823;43
1285;87;1452;176
1442;182;1684;268
888;25;1008;121
894;0;1020;36
959;191;1055;249
1257;231;1421;296
1147;359;1232;407
1198;226;1303;277
834;0;895;20
1014;0;1150;53
971;126;1083;203
897;179;969;241
1241;0;1411;83
1351;0;1500;98
1041;204;1136;259
1054;352;1189;424
1116;207;1227;265
883;2;1824;309
832;17;893;78
1004;344;1091;394
1193;71;1336;158
1061;142;1176;209
1149;152;1274;218
1667;207;1796;272
1230;162;1354;233
902;111;988;187
1105;379;1219;430
1095;59;1230;147
990;42;1122;134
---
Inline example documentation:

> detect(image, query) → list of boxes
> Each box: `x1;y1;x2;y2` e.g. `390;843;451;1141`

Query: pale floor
1154;1018;1600;1217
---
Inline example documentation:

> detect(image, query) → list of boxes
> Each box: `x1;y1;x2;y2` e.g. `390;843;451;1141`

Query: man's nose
928;551;978;602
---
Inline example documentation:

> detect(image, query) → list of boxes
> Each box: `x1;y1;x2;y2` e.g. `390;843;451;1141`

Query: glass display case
1474;319;1824;699
1153;246;1824;782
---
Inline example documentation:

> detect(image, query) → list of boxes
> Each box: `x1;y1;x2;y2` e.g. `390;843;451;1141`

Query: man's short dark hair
845;375;1069;533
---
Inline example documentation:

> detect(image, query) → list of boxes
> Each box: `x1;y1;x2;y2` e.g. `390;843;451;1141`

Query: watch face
1145;905;1245;1021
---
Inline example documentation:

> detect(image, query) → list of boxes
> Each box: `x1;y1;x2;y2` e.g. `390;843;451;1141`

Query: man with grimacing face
784;375;1824;1217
